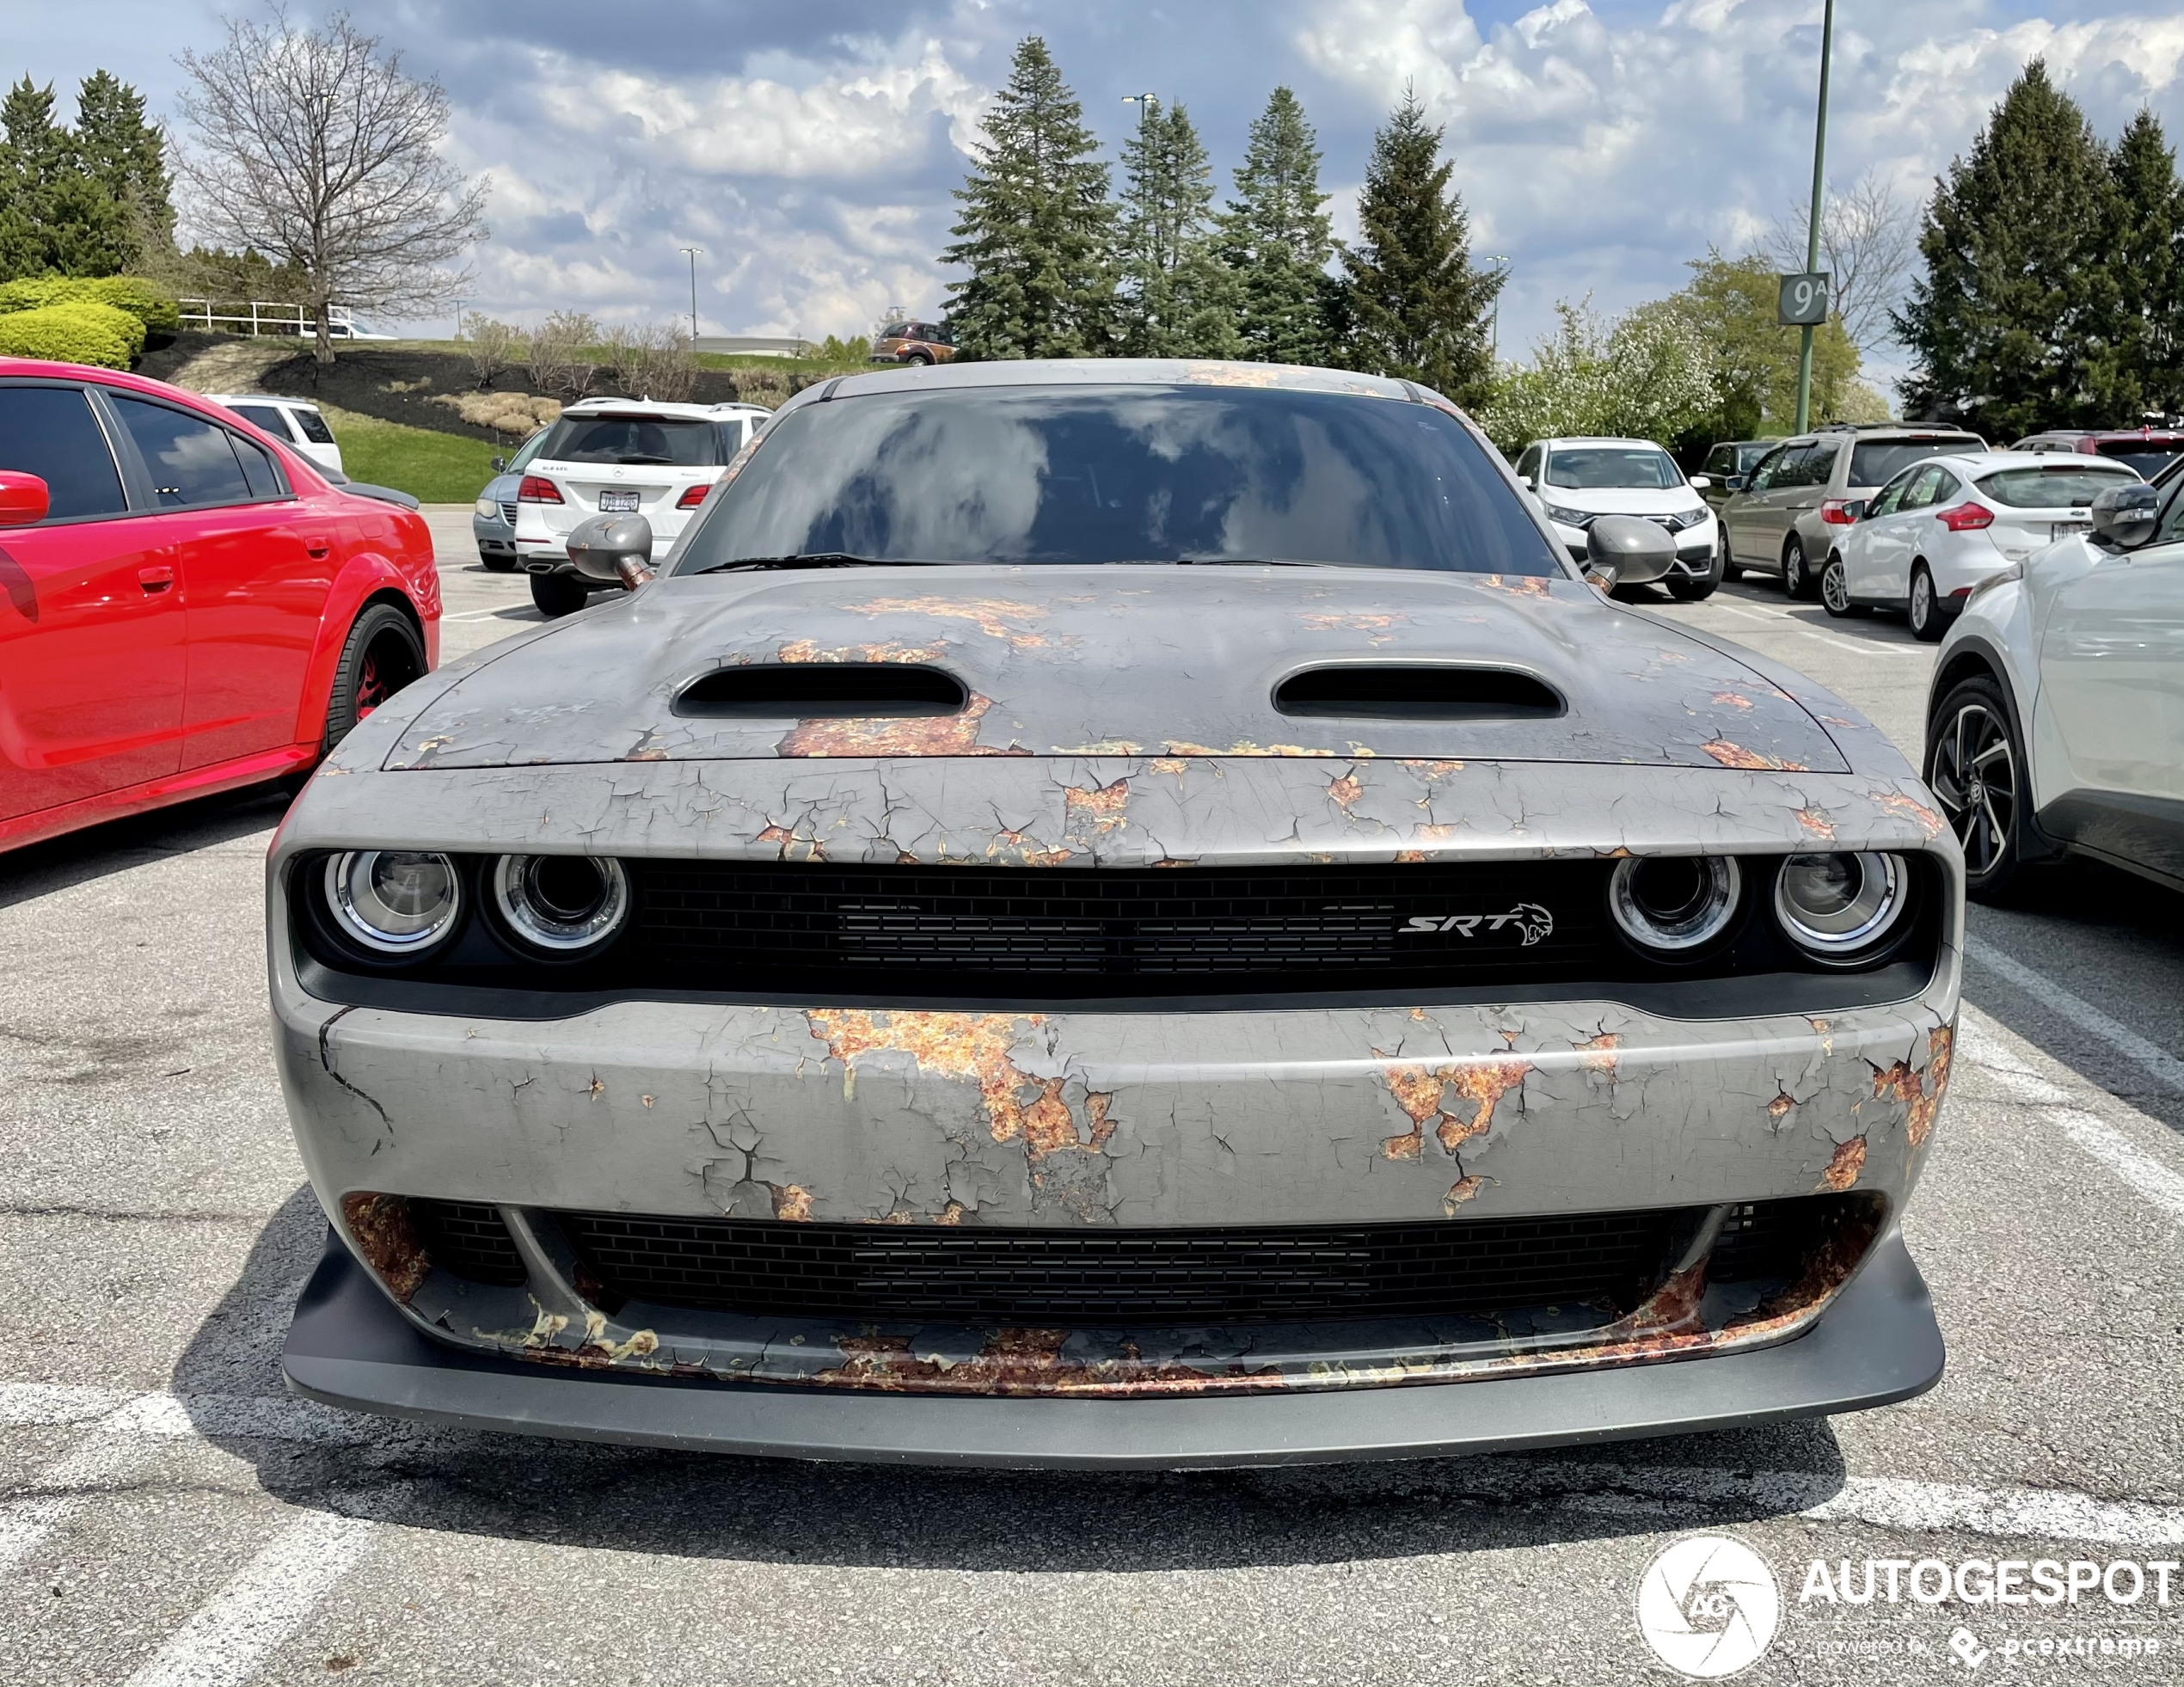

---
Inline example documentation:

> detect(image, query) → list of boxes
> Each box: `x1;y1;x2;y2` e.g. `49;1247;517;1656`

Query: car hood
380;565;1850;772
1535;487;1706;517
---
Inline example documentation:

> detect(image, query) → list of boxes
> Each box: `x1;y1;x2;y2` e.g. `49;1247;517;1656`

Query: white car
205;393;344;475
1511;436;1720;600
1925;479;2184;899
1823;451;2144;641
514;397;771;617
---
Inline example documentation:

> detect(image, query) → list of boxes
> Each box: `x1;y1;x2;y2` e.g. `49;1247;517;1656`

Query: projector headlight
325;850;462;954
1609;856;1742;954
493;854;630;954
1775;852;1909;959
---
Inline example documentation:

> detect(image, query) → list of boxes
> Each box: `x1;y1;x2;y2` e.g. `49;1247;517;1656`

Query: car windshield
1977;465;2140;508
539;414;721;466
671;383;1562;576
1849;439;1983;486
2091;441;2184;477
1542;446;1680;489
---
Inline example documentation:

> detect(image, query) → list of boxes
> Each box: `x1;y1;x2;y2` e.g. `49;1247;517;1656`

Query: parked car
1819;451;2142;640
2011;426;2184;482
1695;439;1778;524
274;359;1958;1467
204;392;344;476
471;427;549;573
512;397;770;617
1721;424;1986;598
1511;436;1721;599
1925;478;2183;899
0;359;439;854
868;320;956;365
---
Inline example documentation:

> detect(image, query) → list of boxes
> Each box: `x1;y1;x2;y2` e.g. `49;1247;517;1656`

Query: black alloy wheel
1907;563;1945;642
1927;676;2023;899
325;602;426;751
531;571;593;618
1782;534;1817;599
1819;553;1868;617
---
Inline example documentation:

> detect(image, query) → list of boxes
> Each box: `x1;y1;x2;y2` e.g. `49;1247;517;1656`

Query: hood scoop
676;663;968;720
1274;664;1564;721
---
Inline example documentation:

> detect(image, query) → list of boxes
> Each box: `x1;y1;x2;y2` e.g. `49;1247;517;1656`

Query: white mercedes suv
515;397;771;617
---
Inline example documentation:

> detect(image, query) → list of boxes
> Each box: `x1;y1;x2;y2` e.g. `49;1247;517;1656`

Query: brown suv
869;321;956;366
1719;423;1987;597
2010;427;2184;481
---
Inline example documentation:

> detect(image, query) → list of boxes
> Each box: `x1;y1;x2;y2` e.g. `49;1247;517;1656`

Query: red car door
105;392;327;770
0;381;187;821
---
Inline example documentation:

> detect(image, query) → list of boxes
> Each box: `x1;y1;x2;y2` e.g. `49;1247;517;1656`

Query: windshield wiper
695;554;940;574
1169;556;1322;567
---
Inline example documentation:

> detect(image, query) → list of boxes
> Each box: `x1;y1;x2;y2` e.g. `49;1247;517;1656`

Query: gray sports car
271;360;1960;1468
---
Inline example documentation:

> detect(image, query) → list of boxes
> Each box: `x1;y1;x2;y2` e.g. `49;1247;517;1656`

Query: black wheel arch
1923;635;2064;863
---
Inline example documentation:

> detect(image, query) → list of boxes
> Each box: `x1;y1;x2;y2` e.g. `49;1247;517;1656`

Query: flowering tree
1482;299;1717;454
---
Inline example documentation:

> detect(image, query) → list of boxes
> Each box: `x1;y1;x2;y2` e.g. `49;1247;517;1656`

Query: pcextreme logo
1399;904;1555;945
1637;1535;1783;1679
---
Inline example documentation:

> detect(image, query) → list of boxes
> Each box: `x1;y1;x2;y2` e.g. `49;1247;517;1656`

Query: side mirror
1688;474;1712;490
1724;474;1749;494
1586;514;1676;588
0;471;49;527
1844;498;1868;523
1517;473;1535;490
491;456;506;473
566;513;657;587
2090;483;2162;549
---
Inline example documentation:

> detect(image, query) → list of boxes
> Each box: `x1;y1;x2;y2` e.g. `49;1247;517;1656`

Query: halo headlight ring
324;850;463;956
1774;851;1909;960
1608;855;1742;955
492;854;630;955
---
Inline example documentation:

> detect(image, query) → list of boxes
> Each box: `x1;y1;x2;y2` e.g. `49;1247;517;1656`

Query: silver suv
1720;423;1985;597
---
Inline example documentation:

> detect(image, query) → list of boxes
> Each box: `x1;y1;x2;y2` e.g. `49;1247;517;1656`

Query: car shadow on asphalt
175;1189;1856;1572
0;785;291;912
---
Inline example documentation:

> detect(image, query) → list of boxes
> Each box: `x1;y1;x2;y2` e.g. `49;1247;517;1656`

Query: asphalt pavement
2;516;2181;1685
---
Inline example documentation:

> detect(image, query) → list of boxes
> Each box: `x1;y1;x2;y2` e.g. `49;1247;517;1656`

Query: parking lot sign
1778;273;1831;326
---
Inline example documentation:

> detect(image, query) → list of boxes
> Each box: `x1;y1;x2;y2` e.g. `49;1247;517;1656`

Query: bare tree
1764;169;1917;352
460;311;517;388
175;6;488;365
525;310;598;399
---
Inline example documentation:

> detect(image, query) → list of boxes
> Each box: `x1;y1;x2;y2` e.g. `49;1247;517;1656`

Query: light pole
1793;0;1835;433
451;295;463;342
679;246;703;341
1485;255;1510;359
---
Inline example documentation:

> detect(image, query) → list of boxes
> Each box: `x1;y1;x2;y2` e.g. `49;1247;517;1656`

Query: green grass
316;402;501;504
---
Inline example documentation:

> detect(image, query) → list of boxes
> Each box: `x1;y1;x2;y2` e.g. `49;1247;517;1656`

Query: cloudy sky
18;1;2184;383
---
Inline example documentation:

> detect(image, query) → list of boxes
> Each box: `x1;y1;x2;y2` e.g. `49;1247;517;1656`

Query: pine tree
73;71;175;273
2089;109;2184;420
1116;101;1239;357
1218;87;1336;365
1895;61;2117;436
1336;87;1502;405
942;38;1116;360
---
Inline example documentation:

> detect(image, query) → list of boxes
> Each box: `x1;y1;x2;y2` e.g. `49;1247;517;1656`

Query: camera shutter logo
1635;1535;1782;1678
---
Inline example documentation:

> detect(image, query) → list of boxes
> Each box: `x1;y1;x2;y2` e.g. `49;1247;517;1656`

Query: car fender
291;546;435;746
1929;604;2065;860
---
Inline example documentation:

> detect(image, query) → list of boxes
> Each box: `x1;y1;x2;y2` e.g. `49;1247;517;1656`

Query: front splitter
282;1228;1943;1470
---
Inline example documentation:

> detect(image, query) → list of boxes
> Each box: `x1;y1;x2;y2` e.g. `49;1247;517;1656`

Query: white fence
175;299;365;338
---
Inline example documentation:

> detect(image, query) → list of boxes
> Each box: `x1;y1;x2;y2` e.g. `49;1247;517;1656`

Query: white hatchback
1822;451;2144;641
515;397;771;616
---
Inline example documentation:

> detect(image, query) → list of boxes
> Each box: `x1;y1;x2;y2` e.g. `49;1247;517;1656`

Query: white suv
1512;436;1721;600
515;397;771;616
204;394;344;475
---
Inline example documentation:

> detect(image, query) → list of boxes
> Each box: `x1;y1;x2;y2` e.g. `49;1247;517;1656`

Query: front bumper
284;1221;1942;1468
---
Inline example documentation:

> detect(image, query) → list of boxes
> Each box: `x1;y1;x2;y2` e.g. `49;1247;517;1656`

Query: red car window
0;386;129;520
109;395;254;509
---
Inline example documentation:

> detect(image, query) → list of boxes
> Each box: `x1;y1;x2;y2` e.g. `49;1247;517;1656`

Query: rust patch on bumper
340;1193;429;1304
1872;1023;1954;1148
1702;739;1808;772
814;1327;1272;1396
1378;1056;1532;1158
1818;1135;1868;1191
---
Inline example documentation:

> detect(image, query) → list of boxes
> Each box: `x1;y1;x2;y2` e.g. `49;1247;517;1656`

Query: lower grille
560;1206;1725;1325
498;500;518;525
409;1198;526;1285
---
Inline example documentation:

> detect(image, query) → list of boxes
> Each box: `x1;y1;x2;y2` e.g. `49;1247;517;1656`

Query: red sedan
0;359;439;853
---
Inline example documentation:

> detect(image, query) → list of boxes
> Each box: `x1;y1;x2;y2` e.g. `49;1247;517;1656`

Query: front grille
561;1207;1707;1324
498;500;517;525
409;1198;527;1285
632;861;1613;996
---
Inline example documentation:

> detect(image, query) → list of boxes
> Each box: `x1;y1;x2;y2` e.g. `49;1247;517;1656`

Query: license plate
2052;519;2089;541
598;489;640;513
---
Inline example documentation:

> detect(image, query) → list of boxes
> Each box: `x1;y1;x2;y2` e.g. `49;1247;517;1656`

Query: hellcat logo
1400;904;1555;946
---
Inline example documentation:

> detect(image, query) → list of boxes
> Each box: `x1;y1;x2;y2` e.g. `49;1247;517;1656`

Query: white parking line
1966;934;2184;1097
121;1511;375;1687
1702;600;1923;656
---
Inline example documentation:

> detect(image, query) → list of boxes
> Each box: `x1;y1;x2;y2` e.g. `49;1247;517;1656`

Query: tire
1819;553;1869;617
1666;549;1721;601
1907;562;1945;641
1926;675;2025;899
531;571;592;618
905;352;934;367
1782;534;1818;599
480;552;518;574
324;602;426;752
